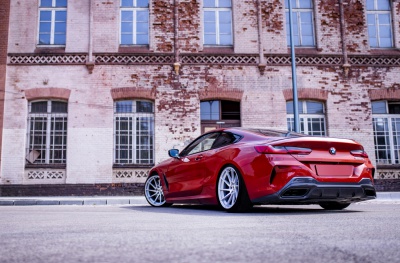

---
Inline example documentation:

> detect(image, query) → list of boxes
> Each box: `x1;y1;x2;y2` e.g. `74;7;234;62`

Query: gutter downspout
339;0;350;78
257;0;266;75
86;0;95;74
173;0;180;75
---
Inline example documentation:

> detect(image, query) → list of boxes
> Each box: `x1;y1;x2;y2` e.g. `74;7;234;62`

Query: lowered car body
144;128;376;212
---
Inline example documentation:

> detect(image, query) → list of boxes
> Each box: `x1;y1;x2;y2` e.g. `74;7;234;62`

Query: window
38;0;67;45
203;0;233;46
26;100;68;164
180;132;240;157
285;0;315;47
367;0;393;48
372;101;400;165
114;100;154;165
120;0;149;45
286;100;325;136
200;100;240;133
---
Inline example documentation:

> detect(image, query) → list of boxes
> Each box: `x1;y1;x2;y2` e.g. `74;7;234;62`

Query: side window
181;133;220;156
212;132;237;149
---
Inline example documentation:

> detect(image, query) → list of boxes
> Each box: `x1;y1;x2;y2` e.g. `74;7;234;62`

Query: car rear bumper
252;177;376;205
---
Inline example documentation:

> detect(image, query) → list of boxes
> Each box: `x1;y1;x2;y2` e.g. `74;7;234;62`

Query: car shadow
121;204;363;216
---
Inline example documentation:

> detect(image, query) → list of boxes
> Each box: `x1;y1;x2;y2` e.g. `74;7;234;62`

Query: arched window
26;100;68;164
372;100;400;165
286;100;325;136
200;100;240;133
114;100;154;165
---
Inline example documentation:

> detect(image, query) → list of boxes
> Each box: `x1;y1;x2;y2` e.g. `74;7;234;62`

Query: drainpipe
257;0;266;75
339;0;350;78
173;0;180;75
86;0;95;74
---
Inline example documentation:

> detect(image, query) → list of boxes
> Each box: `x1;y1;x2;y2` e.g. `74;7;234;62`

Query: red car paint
147;128;376;209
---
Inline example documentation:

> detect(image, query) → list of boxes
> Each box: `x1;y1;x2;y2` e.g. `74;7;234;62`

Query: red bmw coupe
144;128;376;212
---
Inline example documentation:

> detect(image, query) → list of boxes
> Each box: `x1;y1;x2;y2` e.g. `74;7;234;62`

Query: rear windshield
244;128;308;138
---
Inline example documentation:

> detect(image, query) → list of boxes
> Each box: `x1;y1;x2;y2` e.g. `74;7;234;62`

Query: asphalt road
0;201;399;263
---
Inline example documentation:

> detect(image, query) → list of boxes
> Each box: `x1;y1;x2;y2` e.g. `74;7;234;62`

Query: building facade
1;0;400;195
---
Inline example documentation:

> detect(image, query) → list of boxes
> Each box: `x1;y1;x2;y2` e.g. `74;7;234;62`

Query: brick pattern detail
27;170;65;180
377;170;400;179
282;88;329;101
368;89;400;101
199;87;244;102
25;88;71;101
112;169;149;183
111;87;156;101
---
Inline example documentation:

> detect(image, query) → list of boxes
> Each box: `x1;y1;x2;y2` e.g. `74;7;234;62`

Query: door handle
195;155;203;161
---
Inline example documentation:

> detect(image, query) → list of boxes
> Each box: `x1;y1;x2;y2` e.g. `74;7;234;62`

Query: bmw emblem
329;147;336;155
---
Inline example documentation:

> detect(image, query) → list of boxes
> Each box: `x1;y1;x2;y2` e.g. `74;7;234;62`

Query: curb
0;193;398;206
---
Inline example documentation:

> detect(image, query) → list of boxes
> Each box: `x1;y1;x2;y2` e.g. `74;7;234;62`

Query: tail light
350;150;369;158
255;145;312;155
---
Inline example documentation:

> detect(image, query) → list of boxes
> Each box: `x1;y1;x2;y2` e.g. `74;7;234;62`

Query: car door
164;132;220;199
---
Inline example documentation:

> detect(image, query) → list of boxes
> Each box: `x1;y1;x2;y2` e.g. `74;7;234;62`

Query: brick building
1;0;399;195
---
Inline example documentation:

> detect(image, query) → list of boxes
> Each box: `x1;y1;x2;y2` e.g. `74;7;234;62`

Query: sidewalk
0;196;148;206
0;192;399;206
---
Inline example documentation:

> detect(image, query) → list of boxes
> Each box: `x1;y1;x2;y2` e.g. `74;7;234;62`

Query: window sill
368;48;400;56
118;45;151;53
202;46;234;54
35;46;66;54
25;164;66;169
286;47;319;55
113;164;154;169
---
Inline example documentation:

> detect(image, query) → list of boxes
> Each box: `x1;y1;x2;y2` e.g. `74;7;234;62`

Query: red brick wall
0;0;10;163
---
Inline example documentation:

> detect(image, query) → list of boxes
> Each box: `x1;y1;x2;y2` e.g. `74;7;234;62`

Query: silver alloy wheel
145;174;166;206
218;166;240;209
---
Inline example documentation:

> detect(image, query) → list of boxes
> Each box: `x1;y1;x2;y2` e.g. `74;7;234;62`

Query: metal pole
288;0;300;133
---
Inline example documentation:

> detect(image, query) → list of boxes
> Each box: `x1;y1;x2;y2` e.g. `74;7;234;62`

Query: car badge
329;147;336;155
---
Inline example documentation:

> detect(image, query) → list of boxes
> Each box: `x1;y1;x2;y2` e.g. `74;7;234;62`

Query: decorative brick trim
199;87;244;101
25;88;71;100
368;89;400;101
111;87;156;101
283;88;329;101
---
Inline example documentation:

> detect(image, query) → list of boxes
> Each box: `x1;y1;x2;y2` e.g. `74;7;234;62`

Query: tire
319;202;351;210
144;174;173;207
217;165;253;212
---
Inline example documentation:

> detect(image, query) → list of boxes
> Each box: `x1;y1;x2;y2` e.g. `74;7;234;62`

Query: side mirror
168;149;180;158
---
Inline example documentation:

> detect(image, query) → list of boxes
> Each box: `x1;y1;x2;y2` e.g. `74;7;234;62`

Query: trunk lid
270;137;367;178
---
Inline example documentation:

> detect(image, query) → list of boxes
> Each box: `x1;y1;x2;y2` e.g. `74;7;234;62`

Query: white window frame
366;0;393;48
120;0;149;45
38;0;67;46
372;101;400;165
203;0;233;46
285;0;316;47
27;100;68;164
286;100;326;136
114;100;155;165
